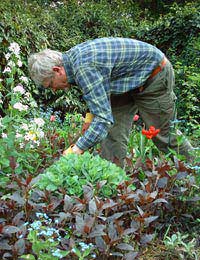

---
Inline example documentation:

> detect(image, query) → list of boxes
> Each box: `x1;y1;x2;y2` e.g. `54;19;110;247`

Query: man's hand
82;113;94;134
63;144;84;156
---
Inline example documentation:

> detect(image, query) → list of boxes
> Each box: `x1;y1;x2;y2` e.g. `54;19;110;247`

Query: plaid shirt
62;37;164;150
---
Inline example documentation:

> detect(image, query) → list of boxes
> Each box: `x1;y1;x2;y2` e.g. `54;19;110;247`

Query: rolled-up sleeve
74;66;113;150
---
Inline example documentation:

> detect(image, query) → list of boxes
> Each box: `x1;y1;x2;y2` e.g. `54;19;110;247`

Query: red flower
133;114;139;121
50;115;56;122
142;126;160;139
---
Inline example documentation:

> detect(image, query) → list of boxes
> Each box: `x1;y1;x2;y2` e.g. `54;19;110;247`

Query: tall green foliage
1;0;199;131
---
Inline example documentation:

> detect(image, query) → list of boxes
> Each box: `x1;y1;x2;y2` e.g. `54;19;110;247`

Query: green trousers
101;59;194;167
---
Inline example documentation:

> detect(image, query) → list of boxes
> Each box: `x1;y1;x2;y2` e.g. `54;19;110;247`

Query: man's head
28;49;70;91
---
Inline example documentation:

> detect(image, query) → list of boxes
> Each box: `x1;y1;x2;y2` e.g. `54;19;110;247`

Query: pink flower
50;115;56;122
133;114;139;121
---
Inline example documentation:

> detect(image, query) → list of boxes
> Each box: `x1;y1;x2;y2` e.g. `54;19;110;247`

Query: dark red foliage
0;158;199;259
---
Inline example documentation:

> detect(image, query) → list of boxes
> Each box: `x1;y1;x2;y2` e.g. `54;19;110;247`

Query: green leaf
20;254;36;260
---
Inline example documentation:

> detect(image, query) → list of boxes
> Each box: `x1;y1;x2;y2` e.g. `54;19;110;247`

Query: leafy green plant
37;152;129;197
21;213;69;260
164;229;199;260
71;242;95;260
128;125;160;162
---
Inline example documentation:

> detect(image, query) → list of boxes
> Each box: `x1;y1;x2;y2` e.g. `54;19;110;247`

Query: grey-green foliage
38;152;129;197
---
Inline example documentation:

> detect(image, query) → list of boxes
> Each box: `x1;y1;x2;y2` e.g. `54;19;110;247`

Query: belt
110;57;168;107
137;56;168;93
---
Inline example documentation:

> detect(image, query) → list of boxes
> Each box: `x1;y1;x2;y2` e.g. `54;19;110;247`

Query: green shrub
37;152;130;197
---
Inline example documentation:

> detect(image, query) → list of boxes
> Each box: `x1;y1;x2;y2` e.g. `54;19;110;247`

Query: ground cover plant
0;1;200;259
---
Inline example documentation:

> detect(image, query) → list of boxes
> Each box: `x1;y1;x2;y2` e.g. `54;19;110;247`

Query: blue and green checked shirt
62;37;164;151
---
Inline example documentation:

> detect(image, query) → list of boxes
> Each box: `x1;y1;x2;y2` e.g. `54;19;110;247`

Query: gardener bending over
28;37;194;167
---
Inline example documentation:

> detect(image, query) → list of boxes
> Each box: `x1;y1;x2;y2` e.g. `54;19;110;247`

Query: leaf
75;215;84;233
9;156;16;170
3;225;20;234
153;198;168;204
3;252;13;259
157;177;168;188
12;211;24;225
123;227;138;236
102;200;117;210
149;191;158;199
14;239;25;255
144;216;159;225
83;184;94;201
136;205;144;216
58;212;72;222
108;222;118;242
89;198;97;214
63;195;74;211
26;175;33;185
95;236;107;252
20;254;36;260
9;192;25;205
89;224;106;237
140;233;155;245
0;240;12;250
186;196;200;202
125;252;139;260
107;212;123;221
116;243;134;251
109;252;123;257
176;171;188;179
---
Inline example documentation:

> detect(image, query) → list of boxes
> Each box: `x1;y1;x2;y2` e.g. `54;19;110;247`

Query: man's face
43;66;71;92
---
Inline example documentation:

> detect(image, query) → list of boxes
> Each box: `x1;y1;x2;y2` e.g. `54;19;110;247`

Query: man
28;37;194;167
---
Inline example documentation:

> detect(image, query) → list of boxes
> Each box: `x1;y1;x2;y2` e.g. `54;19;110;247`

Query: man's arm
74;66;113;151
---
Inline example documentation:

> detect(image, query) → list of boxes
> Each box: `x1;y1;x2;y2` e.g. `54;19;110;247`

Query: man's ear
52;66;62;75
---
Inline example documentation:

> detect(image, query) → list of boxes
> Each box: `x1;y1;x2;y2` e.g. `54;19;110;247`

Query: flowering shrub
0;42;82;189
21;213;69;260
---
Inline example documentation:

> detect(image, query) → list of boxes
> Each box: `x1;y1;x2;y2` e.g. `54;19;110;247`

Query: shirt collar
62;53;76;84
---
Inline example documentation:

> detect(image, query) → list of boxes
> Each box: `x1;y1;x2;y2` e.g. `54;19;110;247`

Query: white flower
20;76;29;84
13;85;25;94
37;130;44;138
13;102;28;111
20;143;25;148
50;2;56;7
21;123;29;130
24;92;31;99
5;53;11;60
15;132;22;138
8;42;20;56
0;99;3;104
8;60;15;67
34;118;45;127
25;131;37;141
3;67;11;73
0;79;3;82
17;60;23;67
35;140;40;146
2;133;7;138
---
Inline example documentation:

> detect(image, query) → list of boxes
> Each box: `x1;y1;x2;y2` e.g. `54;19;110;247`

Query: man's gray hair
28;49;63;86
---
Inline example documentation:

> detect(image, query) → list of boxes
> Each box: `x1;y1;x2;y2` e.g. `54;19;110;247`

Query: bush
38;152;130;197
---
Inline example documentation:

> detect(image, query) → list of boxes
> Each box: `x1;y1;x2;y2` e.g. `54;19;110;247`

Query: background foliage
0;1;199;259
0;0;199;136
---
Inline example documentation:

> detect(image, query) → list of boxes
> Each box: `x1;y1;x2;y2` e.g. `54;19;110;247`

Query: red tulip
142;126;160;139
